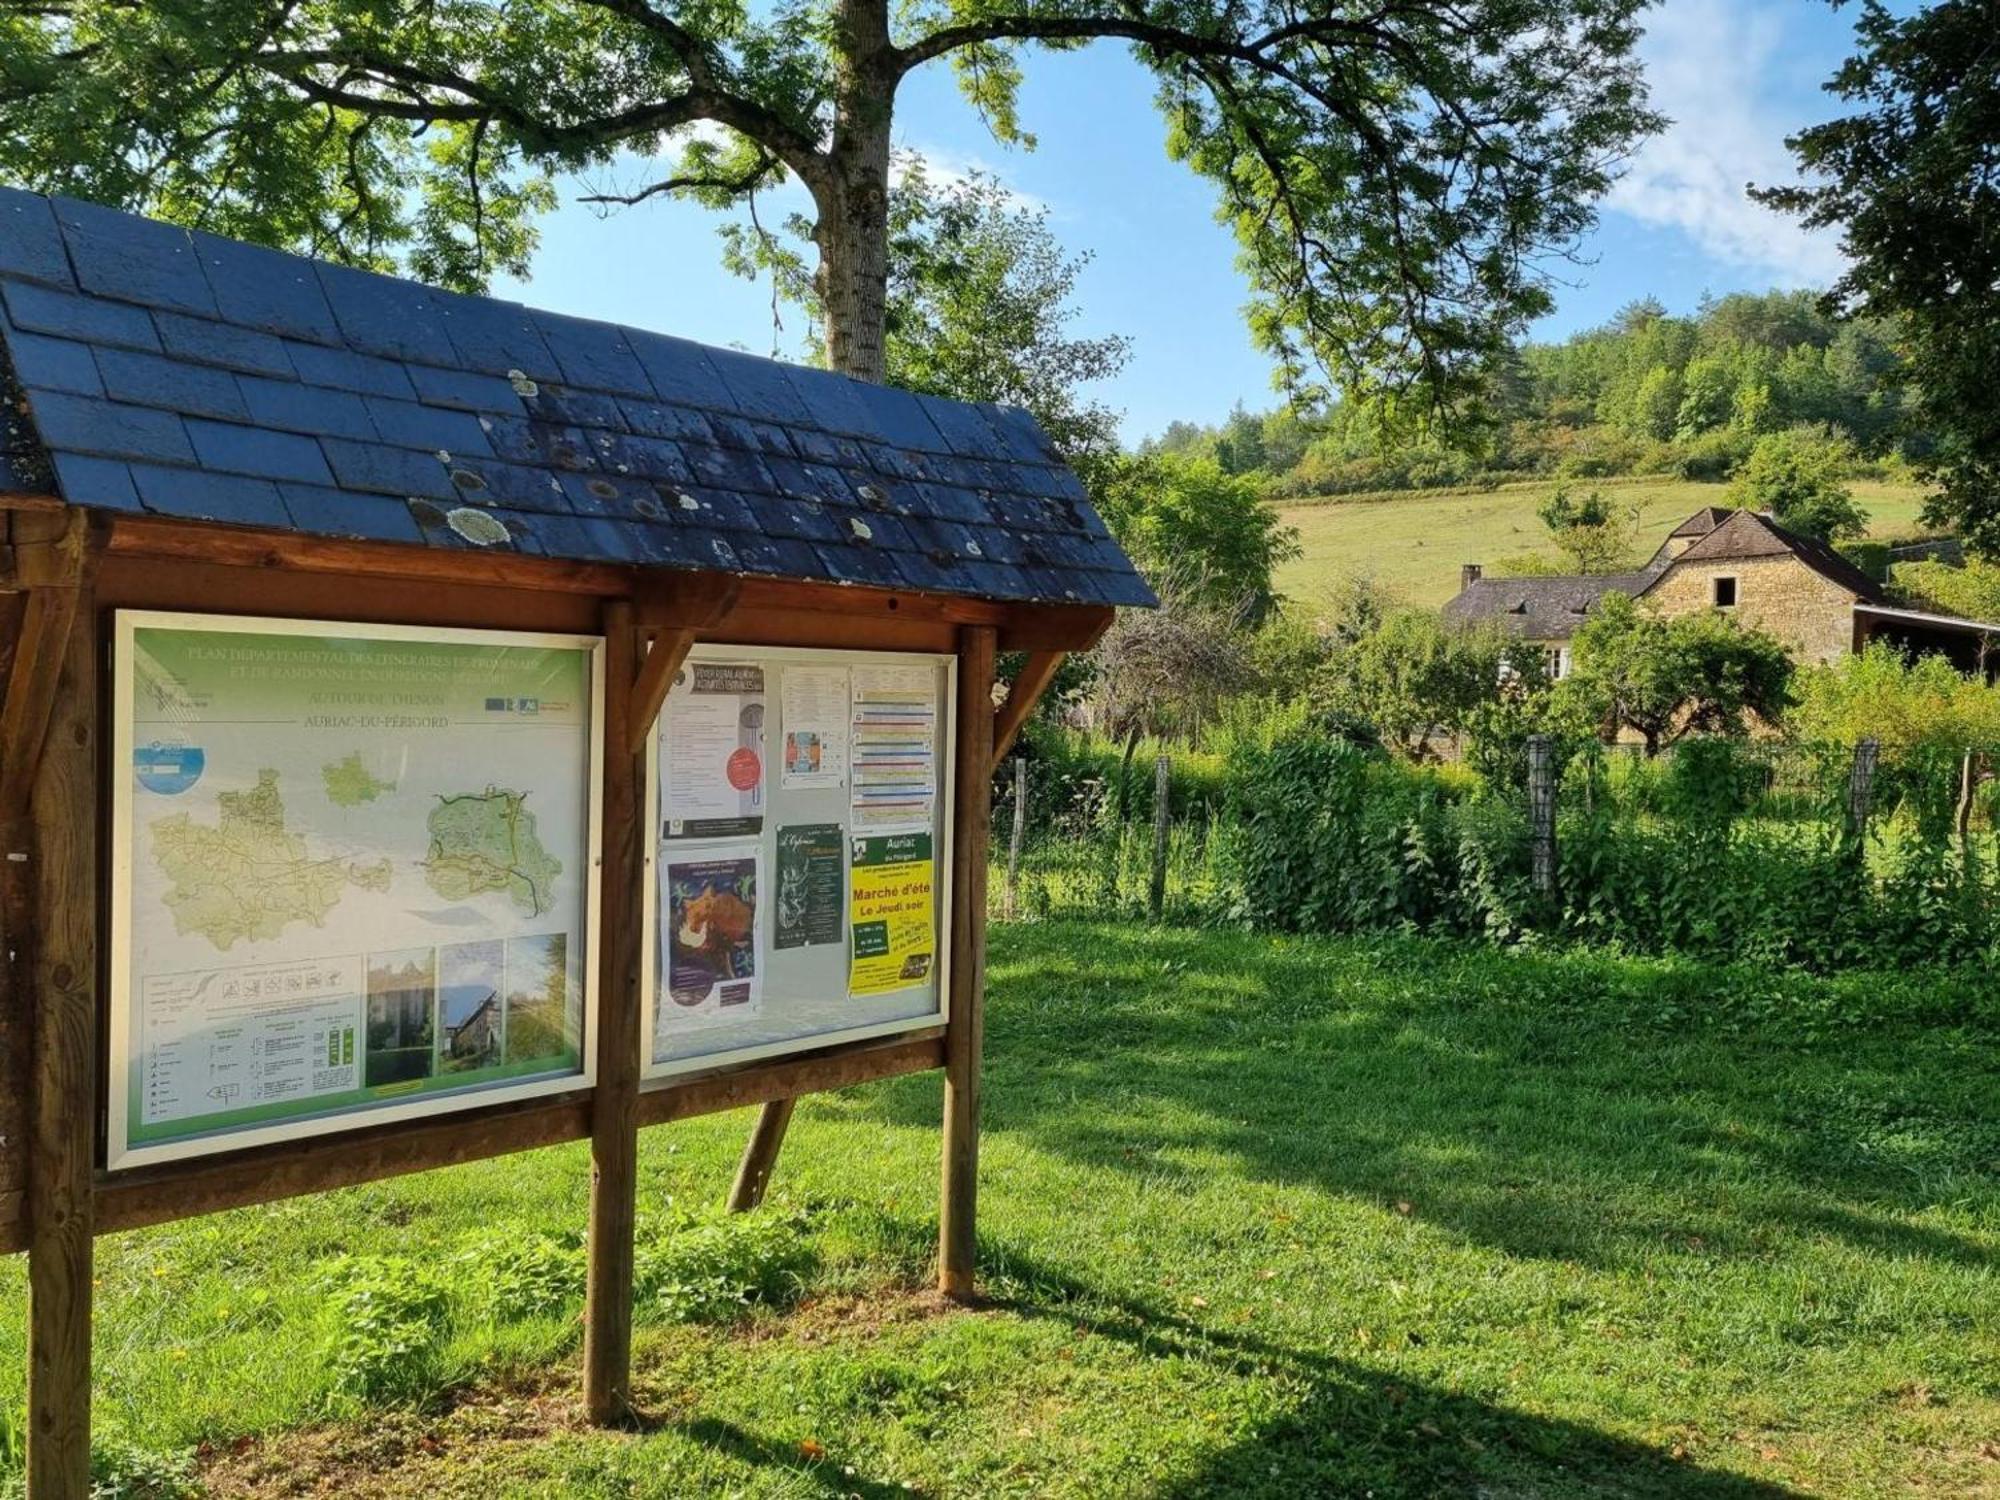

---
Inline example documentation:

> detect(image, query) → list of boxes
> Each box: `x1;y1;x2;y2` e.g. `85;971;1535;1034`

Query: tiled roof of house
1668;505;1733;539
1440;569;1658;640
0;189;1154;608
1647;509;1885;603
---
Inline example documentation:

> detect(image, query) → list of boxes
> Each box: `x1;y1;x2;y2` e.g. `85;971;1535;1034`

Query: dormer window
1713;575;1738;608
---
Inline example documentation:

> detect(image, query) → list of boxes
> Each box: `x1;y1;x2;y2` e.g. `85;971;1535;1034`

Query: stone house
1439;506;1966;673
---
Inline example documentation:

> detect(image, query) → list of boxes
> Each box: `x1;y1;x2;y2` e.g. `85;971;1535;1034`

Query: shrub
633;1203;817;1324
316;1254;454;1407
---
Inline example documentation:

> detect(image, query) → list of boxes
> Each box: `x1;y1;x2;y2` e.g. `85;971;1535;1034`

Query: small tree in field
1318;610;1531;762
1555;593;1794;755
1728;427;1868;542
1538;484;1638;574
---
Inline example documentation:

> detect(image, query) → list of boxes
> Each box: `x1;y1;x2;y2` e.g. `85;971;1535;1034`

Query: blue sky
500;0;1859;445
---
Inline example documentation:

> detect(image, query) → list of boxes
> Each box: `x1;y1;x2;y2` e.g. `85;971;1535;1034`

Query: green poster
774;823;844;950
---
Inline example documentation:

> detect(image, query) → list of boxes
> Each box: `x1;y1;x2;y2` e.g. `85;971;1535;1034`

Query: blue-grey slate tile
49;453;139;509
901;515;986;561
362;396;494;458
0;189;74;287
477;414;542;465
706;346;811;425
237;375;377;439
669;484;760;533
406;363;526;412
859;442;935;483
913;392;1009;460
780;364;887;441
531;422;598;473
520;384;624;429
406;498;533;552
828;506;913;551
723;533;819;577
618;398;715;446
129;463;289;527
845;473;919;517
586;429;690;485
28;391;193;464
787;426;870;468
3;282;160;350
851;383;945;452
745;494;842;543
284;341;415;399
909;482;991;525
316;261;457;364
430;289;559;379
449;457;571;513
966;525;1024;566
185;418;333;485
705;413;795;458
530;311;652;397
53;197;216;318
762;455;856;503
559;470;660;520
679;442;774;493
627;329;724;407
492;506;614;561
978;403;1055;464
95;347;248;421
155;312;294;378
280;484;425;542
809;539;903;588
7;332;102;395
320;438;457;500
190;231;343;343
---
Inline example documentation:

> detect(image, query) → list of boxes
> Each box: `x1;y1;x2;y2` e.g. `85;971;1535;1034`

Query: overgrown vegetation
1148;290;1920;503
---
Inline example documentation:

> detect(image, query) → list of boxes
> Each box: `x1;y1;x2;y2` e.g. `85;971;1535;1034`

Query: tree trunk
1116;721;1143;830
815;0;896;382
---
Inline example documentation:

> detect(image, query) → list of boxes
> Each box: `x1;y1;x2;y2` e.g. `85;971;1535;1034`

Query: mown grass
3;923;1997;1497
1275;476;1934;609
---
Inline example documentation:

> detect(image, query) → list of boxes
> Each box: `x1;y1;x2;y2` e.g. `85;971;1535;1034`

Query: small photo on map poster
781;666;849;790
849;831;937;997
850;664;938;831
662;662;766;838
659;847;764;1042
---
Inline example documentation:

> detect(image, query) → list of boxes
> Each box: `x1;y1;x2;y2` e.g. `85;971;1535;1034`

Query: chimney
1461;563;1483;590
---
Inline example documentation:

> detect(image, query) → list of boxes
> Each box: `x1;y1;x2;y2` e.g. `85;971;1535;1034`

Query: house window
1713;575;1738;608
1546;645;1572;680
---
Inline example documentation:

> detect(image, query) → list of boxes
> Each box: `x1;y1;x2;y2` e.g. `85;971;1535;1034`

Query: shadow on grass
995;1260;1804;1499
856;923;1998;1272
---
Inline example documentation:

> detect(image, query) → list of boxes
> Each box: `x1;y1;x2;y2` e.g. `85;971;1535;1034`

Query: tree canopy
1727;427;1868;543
1754;0;2000;555
1093;451;1299;624
0;0;1657;396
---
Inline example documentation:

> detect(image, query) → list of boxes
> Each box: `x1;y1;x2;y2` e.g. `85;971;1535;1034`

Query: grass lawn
1275;476;1935;611
3;923;1997;1497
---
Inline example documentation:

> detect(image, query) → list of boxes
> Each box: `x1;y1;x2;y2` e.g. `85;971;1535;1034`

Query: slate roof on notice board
0;189;1155;608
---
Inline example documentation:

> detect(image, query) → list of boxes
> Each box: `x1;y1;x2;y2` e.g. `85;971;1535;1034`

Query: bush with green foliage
1727;426;1867;540
1094;451;1300;623
1892;557;2000;623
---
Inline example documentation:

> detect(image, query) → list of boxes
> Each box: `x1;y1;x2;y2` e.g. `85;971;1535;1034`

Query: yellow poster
848;831;936;996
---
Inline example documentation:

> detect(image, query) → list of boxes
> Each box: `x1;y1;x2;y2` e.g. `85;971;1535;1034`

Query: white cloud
891;144;1052;215
1607;0;1846;287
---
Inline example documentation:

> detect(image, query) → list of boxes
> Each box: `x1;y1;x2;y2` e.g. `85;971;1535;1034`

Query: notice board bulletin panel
644;644;955;1080
107;610;604;1171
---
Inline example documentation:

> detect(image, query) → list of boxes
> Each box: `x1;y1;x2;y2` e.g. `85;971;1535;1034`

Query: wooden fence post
725;1096;795;1213
940;625;995;1300
1148;754;1171;922
1527;734;1557;899
1006;756;1026;923
584;604;643;1424
1847;738;1880;844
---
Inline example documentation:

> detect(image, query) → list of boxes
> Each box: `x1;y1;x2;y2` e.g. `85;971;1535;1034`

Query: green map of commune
322;752;396;807
151;770;393;951
423;787;561;917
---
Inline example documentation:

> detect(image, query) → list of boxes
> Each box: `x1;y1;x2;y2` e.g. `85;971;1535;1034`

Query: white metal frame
107;608;606;1171
640;642;956;1084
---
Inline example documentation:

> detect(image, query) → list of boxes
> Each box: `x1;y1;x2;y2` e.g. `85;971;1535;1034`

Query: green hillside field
1273;476;1935;613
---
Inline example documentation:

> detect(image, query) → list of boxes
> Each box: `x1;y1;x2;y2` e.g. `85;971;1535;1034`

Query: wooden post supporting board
584;603;644;1424
1149;754;1171;922
725;1096;796;1212
940;624;996;1300
15;553;99;1500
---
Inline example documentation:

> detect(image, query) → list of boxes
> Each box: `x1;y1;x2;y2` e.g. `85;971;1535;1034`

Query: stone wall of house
1644;555;1856;664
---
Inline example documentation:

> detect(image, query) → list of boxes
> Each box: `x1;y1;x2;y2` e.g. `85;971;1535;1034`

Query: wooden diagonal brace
626;628;695;756
623;572;742;756
991;650;1066;769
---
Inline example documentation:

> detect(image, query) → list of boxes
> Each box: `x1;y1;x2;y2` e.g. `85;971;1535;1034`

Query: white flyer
661;661;766;838
781;665;850;790
850;664;938;831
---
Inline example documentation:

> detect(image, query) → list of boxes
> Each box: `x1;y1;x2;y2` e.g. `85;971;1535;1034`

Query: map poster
850;664;938;831
658;846;763;1044
781;666;849;790
774;823;844;950
848;831;937;997
110;612;599;1170
661;662;765;838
